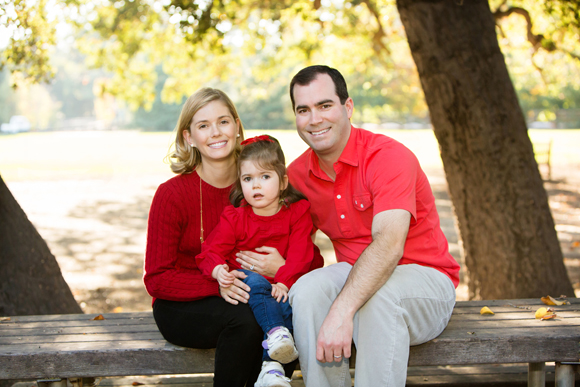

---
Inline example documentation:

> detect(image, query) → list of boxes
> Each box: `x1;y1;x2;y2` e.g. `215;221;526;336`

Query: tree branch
359;0;391;56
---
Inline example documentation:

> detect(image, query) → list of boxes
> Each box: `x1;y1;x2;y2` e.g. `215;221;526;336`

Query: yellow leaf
92;314;105;321
535;307;555;319
541;295;569;306
0;317;11;322
480;306;494;315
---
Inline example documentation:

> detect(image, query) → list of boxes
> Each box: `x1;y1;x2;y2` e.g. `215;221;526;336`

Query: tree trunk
0;175;82;316
396;0;574;299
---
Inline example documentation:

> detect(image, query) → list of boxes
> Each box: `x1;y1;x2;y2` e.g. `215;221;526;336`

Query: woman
144;88;285;386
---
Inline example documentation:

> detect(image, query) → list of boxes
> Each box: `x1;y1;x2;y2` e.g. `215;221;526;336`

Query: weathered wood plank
0;331;164;345
0;312;152;322
0;318;155;331
0;324;159;338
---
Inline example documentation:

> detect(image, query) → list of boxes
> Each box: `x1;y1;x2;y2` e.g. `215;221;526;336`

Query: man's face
292;74;353;161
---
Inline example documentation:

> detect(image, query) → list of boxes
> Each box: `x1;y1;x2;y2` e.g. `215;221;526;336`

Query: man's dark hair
289;65;349;112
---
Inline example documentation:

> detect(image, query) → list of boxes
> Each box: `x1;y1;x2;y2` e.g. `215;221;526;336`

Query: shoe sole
269;344;299;364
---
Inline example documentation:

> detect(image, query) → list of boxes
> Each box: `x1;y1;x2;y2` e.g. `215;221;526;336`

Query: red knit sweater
144;171;231;302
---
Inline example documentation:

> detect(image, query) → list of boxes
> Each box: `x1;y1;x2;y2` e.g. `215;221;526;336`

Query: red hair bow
241;135;274;146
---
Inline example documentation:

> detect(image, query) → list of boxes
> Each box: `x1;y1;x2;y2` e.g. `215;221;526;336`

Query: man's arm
316;209;411;363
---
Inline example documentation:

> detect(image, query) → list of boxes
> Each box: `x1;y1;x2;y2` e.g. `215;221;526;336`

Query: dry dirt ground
2;130;580;314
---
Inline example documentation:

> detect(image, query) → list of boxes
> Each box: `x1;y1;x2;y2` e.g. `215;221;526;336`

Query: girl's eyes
262;174;270;180
242;177;251;182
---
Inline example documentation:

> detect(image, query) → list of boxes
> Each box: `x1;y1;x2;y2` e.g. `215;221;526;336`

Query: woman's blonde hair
167;88;246;174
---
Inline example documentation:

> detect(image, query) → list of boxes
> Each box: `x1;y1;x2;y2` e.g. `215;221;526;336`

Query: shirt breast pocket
353;194;372;212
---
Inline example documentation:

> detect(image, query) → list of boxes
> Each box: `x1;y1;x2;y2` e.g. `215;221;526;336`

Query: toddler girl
196;135;323;387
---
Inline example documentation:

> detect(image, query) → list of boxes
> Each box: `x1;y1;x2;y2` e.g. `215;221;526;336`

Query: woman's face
184;100;240;164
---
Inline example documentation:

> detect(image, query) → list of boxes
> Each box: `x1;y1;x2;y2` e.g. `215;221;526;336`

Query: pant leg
242;270;288;333
153;296;263;387
289;262;353;387
353;264;456;387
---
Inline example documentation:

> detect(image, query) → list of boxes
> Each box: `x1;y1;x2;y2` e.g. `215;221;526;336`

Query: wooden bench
1;298;578;386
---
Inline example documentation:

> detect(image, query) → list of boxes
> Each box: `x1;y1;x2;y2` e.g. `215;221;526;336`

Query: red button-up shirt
288;126;460;287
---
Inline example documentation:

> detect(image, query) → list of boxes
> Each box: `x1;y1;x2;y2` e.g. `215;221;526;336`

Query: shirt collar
307;125;359;180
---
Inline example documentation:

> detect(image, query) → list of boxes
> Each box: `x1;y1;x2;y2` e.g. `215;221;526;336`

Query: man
287;65;460;387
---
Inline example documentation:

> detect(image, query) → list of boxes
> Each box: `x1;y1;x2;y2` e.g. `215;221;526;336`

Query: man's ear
345;97;354;119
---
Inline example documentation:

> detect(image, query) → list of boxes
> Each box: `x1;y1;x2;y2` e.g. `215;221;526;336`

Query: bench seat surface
1;298;578;379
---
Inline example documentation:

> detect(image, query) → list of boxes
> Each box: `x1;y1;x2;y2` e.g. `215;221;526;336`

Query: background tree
0;175;82;315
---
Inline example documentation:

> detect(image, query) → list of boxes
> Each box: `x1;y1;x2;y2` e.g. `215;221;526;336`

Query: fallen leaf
480;306;494;315
467;331;476;335
112;306;123;313
0;317;11;322
535;307;555;319
132;382;144;386
541;313;557;320
541;295;570;306
535;307;548;319
92;314;105;321
572;241;580;248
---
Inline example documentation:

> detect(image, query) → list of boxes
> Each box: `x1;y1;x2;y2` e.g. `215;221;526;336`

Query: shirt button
340;214;345;219
361;204;364;208
337;194;341;199
355;200;358;204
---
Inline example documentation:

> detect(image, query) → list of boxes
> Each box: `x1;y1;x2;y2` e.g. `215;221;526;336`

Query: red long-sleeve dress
196;200;324;290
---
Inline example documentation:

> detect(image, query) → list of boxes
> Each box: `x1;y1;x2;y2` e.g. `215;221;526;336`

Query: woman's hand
271;283;289;303
236;246;285;278
218;270;251;305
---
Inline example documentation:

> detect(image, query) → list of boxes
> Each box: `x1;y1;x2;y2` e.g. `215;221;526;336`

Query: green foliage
0;0;56;85
2;0;580;128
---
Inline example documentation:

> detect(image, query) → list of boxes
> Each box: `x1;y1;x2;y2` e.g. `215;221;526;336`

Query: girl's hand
271;283;289;303
219;270;251;305
212;264;235;287
236;246;285;278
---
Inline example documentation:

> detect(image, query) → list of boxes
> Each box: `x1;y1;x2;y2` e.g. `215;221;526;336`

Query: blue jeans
241;270;293;361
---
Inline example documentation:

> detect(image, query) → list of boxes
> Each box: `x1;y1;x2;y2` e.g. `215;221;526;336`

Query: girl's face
183;100;240;165
240;160;288;216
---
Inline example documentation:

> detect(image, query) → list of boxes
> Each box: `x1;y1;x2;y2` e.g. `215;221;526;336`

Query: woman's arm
144;183;220;301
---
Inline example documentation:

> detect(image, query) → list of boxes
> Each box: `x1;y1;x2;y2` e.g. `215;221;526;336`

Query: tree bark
0;175;82;316
396;0;574;299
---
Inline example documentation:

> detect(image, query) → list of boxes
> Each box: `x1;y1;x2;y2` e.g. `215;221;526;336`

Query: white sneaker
254;361;292;387
263;326;299;364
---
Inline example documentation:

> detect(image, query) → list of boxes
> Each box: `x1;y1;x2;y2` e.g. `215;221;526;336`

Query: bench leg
528;362;546;387
555;363;576;387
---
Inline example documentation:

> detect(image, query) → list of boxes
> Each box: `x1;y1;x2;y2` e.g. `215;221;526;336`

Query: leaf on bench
92;314;105;320
480;306;494;315
541;295;570;306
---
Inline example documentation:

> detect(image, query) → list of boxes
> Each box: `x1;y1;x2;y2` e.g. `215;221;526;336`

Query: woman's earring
190;143;195;148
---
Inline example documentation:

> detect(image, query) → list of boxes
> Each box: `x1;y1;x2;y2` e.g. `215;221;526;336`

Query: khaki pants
289;263;456;387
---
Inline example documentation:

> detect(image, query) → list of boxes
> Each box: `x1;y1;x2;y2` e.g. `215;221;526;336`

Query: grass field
1;129;579;312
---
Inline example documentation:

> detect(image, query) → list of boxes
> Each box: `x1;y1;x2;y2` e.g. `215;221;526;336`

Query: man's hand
271;282;289;303
235;246;285;278
316;305;354;363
